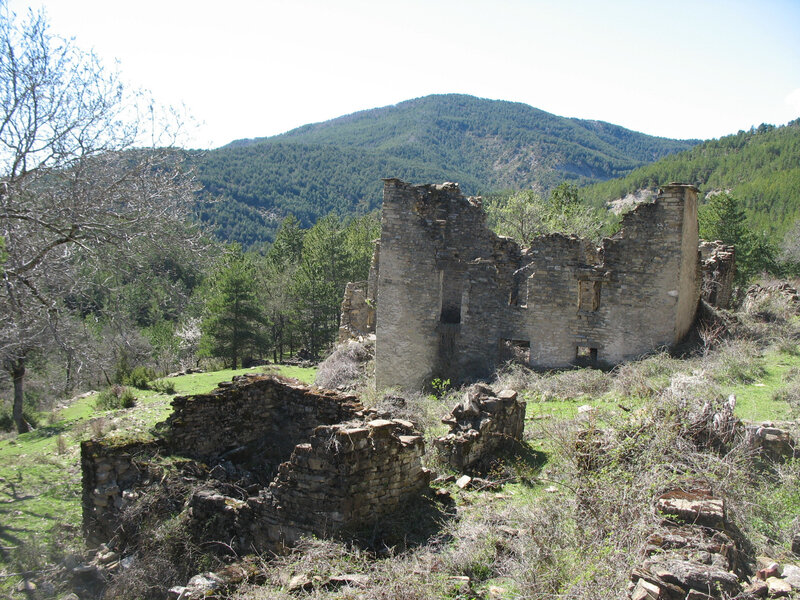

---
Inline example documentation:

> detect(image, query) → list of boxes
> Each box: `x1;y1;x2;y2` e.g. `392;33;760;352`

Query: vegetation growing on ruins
485;182;619;244
2;7;800;600
2;289;799;599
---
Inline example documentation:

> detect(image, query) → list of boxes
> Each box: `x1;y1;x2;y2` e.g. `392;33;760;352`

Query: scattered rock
630;578;661;600
288;574;313;592
782;564;800;589
757;562;780;580
792;534;800;557
456;475;472;489
656;484;724;528
448;575;471;592
743;579;769;598
765;576;792;597
15;580;35;592
326;574;369;588
434;488;453;504
185;572;224;596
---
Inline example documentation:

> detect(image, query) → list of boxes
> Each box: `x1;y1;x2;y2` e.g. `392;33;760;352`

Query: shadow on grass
467;439;549;481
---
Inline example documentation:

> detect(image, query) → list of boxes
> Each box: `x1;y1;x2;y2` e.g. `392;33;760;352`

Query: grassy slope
0;365;316;584
2;311;799;597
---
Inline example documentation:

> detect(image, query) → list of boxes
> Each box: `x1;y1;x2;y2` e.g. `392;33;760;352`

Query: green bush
151;379;177;395
121;366;157;390
95;385;137;410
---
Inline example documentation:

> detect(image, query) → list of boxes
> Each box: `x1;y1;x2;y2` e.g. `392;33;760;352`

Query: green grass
167;364;316;396
726;348;800;422
0;362;318;582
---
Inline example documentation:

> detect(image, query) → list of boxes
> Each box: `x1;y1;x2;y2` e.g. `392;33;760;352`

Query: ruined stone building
350;179;705;391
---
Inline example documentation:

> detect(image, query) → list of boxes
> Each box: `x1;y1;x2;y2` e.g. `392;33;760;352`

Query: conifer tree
199;247;268;369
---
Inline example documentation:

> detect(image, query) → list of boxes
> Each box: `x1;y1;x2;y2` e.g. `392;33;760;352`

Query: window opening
499;339;531;365
578;280;602;312
575;346;598;365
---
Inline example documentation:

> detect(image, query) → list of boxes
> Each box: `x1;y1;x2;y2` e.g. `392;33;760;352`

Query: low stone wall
630;481;745;599
163;374;363;460
80;439;164;544
434;385;526;471
82;376;430;553
188;418;430;552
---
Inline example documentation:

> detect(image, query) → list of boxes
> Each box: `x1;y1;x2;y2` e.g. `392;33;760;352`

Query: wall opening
440;271;462;324
575;346;598;366
578;280;602;312
499;339;531;365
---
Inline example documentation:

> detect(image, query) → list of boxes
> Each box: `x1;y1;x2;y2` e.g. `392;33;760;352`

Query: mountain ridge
194;94;700;245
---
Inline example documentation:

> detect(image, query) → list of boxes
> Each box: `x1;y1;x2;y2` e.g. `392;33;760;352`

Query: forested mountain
582;120;800;238
193;94;698;245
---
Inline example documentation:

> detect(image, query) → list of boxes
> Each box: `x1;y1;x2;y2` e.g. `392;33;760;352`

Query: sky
6;0;800;149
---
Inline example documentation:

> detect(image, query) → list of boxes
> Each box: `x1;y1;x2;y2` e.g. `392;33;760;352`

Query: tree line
198;213;379;369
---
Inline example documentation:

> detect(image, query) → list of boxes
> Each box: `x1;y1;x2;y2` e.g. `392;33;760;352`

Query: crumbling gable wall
376;179;701;391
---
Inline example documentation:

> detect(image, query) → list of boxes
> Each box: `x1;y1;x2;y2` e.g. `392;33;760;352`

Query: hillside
582;119;800;237
193;94;698;245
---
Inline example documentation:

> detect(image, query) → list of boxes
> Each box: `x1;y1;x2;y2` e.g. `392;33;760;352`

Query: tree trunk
10;358;31;434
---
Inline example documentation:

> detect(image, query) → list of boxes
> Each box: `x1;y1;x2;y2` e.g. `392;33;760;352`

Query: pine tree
199;247;268;369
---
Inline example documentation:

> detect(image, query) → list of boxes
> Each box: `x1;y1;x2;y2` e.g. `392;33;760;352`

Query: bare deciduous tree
1;7;202;432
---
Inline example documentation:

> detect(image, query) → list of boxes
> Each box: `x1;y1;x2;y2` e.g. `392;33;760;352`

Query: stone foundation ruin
435;385;526;471
81;375;431;553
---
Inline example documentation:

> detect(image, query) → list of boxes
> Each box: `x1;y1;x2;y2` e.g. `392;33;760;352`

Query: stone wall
163;374;363;460
190;418;429;552
699;240;736;309
80;439;163;544
81;376;430;553
434;385;526;471
338;281;375;342
376;179;701;390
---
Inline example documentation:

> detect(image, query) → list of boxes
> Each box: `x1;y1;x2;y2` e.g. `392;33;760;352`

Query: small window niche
439;271;463;324
575;345;598;366
508;274;529;309
578;280;602;312
499;339;531;365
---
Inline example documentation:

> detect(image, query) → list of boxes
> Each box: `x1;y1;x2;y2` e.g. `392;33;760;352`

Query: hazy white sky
7;0;800;149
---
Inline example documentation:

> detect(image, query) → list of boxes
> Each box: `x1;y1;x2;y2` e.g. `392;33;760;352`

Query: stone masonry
81;375;430;553
434;385;526;471
699;240;736;309
373;179;701;390
190;418;429;552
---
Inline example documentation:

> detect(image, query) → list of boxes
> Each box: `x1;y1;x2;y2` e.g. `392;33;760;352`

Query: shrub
151;379;177;395
121;365;157;390
95;385;137;410
314;340;373;391
709;339;766;384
